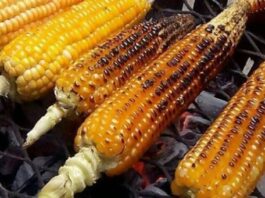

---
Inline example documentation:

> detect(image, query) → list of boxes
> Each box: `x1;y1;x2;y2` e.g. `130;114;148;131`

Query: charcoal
195;91;227;119
139;185;170;198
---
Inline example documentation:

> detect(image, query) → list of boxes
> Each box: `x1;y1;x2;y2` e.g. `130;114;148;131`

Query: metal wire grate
0;0;265;197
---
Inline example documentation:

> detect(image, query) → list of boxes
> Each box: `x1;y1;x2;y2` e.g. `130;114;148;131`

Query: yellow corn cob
171;60;265;198
0;0;83;48
23;14;196;148
38;1;265;197
0;0;153;102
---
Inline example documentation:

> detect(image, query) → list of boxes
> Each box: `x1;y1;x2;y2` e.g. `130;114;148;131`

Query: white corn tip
23;103;69;148
39;146;102;198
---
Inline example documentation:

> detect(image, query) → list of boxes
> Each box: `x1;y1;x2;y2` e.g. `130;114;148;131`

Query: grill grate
0;0;265;197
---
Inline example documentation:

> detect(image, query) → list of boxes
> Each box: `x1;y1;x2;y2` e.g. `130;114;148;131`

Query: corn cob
23;14;196;148
38;1;265;197
0;0;83;48
171;60;265;198
0;0;153;102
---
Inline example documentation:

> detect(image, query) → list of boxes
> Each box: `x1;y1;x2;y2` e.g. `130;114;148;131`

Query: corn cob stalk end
38;146;115;198
23;103;69;148
0;75;10;97
23;87;79;147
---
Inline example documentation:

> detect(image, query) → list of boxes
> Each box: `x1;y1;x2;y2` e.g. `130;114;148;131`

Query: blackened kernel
142;79;154;89
113;61;121;69
220;146;227;152
161;80;169;89
229;162;235;167
147;100;152;105
231;128;238;134
98;57;109;66
212;160;217;165
154;70;165;78
218;24;225;31
167;57;180;67
89;96;95;103
248;124;256;130
182;61;190;68
155;88;162;96
104;69;110;76
196;43;205;51
218;34;227;43
202;38;212;45
170;71;180;82
110;48;119;57
157;100;168;112
221;174;227;179
200;153;207;158
205;24;215;33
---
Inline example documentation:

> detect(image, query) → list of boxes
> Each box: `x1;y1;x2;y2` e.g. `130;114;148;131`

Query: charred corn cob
38;1;265;197
0;0;153;102
23;14;196;147
171;61;265;198
0;0;83;48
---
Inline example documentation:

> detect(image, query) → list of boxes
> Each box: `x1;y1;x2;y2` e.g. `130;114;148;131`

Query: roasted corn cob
171;60;265;198
0;0;153;101
0;0;83;48
23;14;196;147
38;1;265;197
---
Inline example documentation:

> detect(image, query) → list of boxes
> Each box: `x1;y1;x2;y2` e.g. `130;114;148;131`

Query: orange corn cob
0;0;83;48
0;0;152;101
23;14;196;147
38;1;265;197
171;61;265;198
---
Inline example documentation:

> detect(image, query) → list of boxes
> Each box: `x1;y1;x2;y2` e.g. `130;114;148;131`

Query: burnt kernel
218;24;225;31
142;79;154;89
248;123;256;131
74;81;80;88
220;146;227;152
98;57;109;66
205;51;215;60
160;80;169;90
205;24;215;33
170;71;180;82
218;34;227;43
182;61;190;68
202;37;212;45
235;116;242;124
157;99;168;112
200;153;207;158
167;57;180;67
104;69;110;76
113;61;121;69
229;162;235;167
147;99;152;105
154;70;165;78
196;42;206;51
89;96;95;103
155;87;162;96
221;174;227;180
109;48;119;57
212;160;218;165
231;128;238;134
